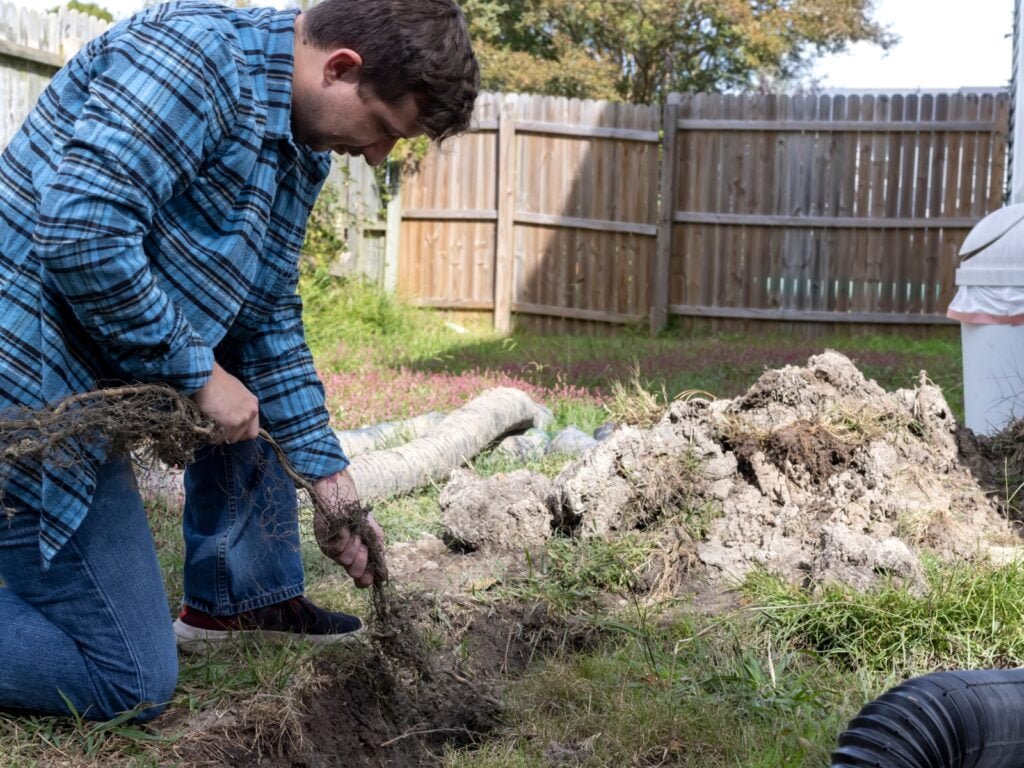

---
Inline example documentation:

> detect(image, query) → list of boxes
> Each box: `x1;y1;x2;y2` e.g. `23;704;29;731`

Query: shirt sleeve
31;21;242;394
230;277;350;483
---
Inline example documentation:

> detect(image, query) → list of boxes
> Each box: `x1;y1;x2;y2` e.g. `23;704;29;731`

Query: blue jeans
0;439;304;721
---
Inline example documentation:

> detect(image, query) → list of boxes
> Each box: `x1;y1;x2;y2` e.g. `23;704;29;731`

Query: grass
440;613;873;767
304;277;965;432
0;278;980;766
741;556;1024;673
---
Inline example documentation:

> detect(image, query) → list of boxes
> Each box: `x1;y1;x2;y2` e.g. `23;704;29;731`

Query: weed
604;362;668;428
496;534;654;615
0;702;171;767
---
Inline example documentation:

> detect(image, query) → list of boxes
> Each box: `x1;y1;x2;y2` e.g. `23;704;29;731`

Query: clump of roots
0;384;215;470
0;385;434;672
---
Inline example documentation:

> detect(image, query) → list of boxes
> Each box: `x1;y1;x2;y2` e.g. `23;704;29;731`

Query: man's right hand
193;362;260;444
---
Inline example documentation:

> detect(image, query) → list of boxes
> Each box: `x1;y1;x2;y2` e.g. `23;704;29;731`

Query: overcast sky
98;0;1015;92
812;0;1014;90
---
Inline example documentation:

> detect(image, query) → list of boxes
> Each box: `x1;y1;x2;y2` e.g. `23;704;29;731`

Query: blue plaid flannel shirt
0;1;349;565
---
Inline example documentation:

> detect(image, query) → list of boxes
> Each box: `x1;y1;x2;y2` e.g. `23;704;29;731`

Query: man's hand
193;362;260;444
312;470;385;589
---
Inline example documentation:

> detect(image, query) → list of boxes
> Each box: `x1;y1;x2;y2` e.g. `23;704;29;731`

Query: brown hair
302;0;479;142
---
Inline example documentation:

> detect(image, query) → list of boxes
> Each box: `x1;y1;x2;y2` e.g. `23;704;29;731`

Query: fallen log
348;387;544;502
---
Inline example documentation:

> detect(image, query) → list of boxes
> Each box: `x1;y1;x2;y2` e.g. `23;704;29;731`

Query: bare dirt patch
172;596;597;768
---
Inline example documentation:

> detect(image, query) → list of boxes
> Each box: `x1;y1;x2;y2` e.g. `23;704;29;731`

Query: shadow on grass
387;322;964;418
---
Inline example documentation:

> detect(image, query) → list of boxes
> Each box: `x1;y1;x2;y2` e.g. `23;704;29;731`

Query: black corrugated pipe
832;669;1024;767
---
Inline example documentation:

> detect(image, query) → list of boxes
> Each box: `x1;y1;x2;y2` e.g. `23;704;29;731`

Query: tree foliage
463;0;895;103
48;1;114;22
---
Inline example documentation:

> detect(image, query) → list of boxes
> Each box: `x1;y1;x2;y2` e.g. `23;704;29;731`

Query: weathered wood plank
514;120;659;143
493;96;516;333
672;212;982;229
651;96;679;333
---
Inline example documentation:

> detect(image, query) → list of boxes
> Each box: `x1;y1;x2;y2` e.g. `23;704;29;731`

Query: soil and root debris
547;351;1016;592
443;352;1018;595
0;385;574;765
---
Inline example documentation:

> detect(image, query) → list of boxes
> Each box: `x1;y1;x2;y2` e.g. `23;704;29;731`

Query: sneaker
173;596;364;649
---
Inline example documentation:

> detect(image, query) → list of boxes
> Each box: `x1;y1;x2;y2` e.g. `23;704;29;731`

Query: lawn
306;276;964;432
3;277;1001;768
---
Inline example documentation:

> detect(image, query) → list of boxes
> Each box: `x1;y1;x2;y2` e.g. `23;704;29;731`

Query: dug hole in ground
138;350;1022;767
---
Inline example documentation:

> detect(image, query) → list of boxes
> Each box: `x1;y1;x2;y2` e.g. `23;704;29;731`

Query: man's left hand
312;471;385;589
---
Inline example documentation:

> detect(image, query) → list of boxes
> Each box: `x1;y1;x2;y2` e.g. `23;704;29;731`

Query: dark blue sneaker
173;596;364;649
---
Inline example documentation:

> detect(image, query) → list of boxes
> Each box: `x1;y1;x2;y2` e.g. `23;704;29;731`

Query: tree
463;0;895;103
48;1;114;22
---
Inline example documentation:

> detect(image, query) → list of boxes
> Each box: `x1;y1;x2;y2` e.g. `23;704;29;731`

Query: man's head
290;0;479;165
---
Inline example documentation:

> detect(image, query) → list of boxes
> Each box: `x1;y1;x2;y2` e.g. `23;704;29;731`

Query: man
0;0;478;721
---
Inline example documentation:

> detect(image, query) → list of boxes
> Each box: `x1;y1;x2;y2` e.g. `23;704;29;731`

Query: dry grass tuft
604;364;668;428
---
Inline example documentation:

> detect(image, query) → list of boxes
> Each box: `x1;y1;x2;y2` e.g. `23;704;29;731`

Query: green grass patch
441;612;872;767
742;558;1024;674
303;278;964;430
494;534;655;615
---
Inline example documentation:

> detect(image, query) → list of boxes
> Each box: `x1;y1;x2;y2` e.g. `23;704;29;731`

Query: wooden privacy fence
399;93;660;331
0;4;1010;334
659;91;1010;327
397;90;1010;332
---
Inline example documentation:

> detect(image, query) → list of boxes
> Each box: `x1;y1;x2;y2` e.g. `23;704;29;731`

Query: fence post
651;94;680;334
383;174;401;293
493;95;517;333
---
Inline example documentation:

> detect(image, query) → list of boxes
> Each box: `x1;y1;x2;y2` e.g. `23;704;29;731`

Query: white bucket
961;323;1024;435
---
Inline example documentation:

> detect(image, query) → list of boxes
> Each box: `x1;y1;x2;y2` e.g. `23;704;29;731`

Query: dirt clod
441;468;553;551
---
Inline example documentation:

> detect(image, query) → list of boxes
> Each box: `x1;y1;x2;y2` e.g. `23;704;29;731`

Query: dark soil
762;419;856;482
176;596;600;768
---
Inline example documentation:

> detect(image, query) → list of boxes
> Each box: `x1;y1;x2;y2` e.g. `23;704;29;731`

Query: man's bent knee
90;641;178;722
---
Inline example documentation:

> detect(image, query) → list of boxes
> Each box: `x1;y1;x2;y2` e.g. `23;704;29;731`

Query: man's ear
323;48;363;85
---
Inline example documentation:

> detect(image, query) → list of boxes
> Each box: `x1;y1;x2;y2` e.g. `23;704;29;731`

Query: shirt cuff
282;429;350;483
135;332;215;395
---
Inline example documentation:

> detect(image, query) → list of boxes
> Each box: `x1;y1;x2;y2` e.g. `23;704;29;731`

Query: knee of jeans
94;641;179;722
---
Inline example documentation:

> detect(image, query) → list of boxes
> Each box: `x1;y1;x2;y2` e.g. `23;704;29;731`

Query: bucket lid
956;204;1024;286
960;204;1024;258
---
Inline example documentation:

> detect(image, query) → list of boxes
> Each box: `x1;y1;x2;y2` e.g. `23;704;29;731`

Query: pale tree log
348;387;543;502
334;411;445;459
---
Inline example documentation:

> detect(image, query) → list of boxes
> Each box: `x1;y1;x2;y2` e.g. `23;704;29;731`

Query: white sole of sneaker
172;618;365;650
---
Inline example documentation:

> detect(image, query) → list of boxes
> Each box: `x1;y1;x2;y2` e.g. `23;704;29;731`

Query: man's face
291;46;423;166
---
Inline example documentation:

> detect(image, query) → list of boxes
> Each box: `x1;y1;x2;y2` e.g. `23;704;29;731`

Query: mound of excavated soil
446;351;1014;594
553;350;1015;591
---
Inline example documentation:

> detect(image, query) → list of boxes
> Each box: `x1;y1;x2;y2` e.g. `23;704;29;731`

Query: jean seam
216;447;237;609
64;535;149;709
182;581;304;615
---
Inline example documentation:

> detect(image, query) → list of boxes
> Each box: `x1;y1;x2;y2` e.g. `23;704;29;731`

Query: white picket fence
0;3;388;281
0;2;110;148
